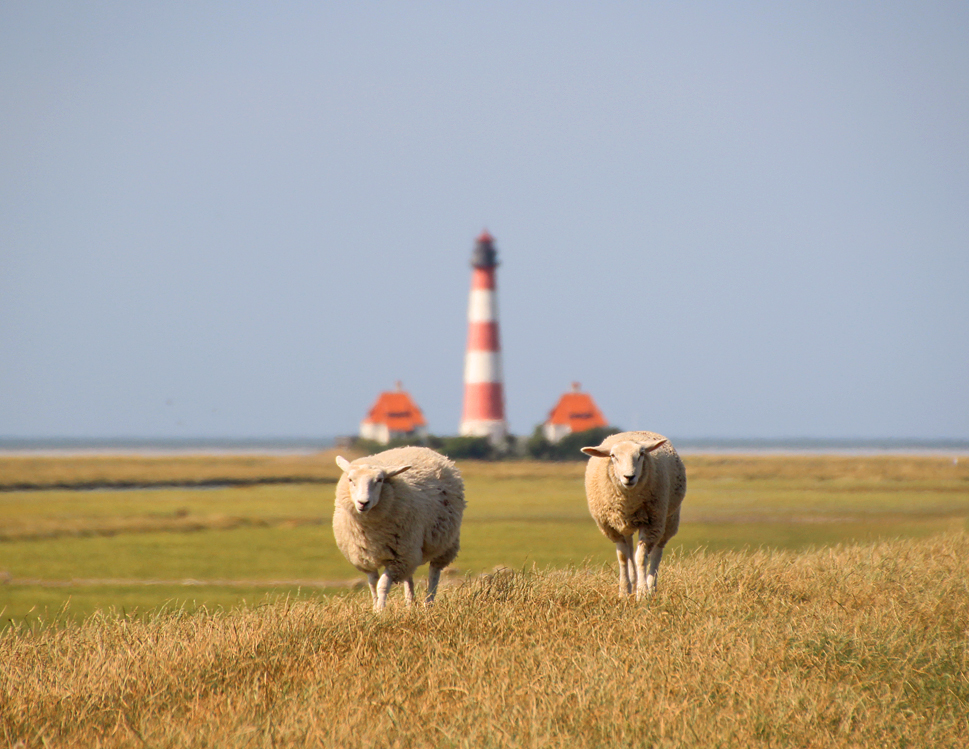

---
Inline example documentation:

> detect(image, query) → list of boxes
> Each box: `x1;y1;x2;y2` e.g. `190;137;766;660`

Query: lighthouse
460;230;508;443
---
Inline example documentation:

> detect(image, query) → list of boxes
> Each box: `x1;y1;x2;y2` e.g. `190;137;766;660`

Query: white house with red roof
359;382;428;444
542;382;609;443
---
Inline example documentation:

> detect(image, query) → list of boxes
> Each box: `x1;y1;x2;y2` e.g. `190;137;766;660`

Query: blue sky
1;2;967;441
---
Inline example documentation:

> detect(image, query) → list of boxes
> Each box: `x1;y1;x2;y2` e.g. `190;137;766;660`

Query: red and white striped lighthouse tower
460;230;508;443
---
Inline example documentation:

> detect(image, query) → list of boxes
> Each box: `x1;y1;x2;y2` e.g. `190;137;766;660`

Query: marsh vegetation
1;452;967;746
1;452;967;620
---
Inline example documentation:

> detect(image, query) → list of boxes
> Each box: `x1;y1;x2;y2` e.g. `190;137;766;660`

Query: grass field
2;452;968;747
1;451;967;624
2;533;967;747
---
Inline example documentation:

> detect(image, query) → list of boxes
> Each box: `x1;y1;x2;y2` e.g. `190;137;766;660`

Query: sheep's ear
335;456;352;472
385;464;412;478
638;438;668;454
581;446;611;458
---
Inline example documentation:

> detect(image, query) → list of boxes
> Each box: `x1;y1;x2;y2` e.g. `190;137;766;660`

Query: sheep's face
345;465;388;513
609;441;649;488
335;457;412;514
581;437;668;489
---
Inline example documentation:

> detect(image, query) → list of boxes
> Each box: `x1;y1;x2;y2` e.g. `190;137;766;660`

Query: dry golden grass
3;532;967;748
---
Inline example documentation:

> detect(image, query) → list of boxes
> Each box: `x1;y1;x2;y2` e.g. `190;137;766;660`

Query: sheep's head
335;456;412;513
581;437;667;489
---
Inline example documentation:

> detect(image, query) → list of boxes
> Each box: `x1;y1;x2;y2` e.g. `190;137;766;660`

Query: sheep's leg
615;536;635;596
403;577;416;606
635;529;666;600
374;571;394;611
625;536;637;590
615;542;629;596
645;546;664;595
366;572;379;605
634;540;650;599
426;565;442;605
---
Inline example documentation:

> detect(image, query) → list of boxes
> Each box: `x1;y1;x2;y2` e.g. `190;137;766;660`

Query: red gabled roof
545;383;608;432
362;383;427;432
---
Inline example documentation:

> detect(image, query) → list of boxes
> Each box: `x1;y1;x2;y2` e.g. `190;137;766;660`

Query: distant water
1;436;967;456
673;437;969;455
0;437;337;455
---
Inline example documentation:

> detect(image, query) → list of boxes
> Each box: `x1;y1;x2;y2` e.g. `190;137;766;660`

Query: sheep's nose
624;475;636;483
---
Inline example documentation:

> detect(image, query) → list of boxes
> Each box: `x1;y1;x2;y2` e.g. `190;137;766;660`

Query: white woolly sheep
581;431;686;599
333;446;465;611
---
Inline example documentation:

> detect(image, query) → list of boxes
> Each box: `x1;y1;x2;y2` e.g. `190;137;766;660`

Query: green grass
0;483;329;535
0;451;344;488
2;455;968;623
1;525;333;580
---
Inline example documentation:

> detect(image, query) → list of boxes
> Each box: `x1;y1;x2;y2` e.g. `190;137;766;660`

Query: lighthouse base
459;419;508;445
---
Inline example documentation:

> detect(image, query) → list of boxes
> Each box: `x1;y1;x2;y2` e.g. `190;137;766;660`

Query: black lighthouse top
471;230;498;268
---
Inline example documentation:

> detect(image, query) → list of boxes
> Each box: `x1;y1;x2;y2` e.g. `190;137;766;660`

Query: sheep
332;446;465;611
581;431;686;599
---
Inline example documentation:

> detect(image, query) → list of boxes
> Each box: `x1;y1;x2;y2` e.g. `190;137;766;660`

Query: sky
1;2;967;442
